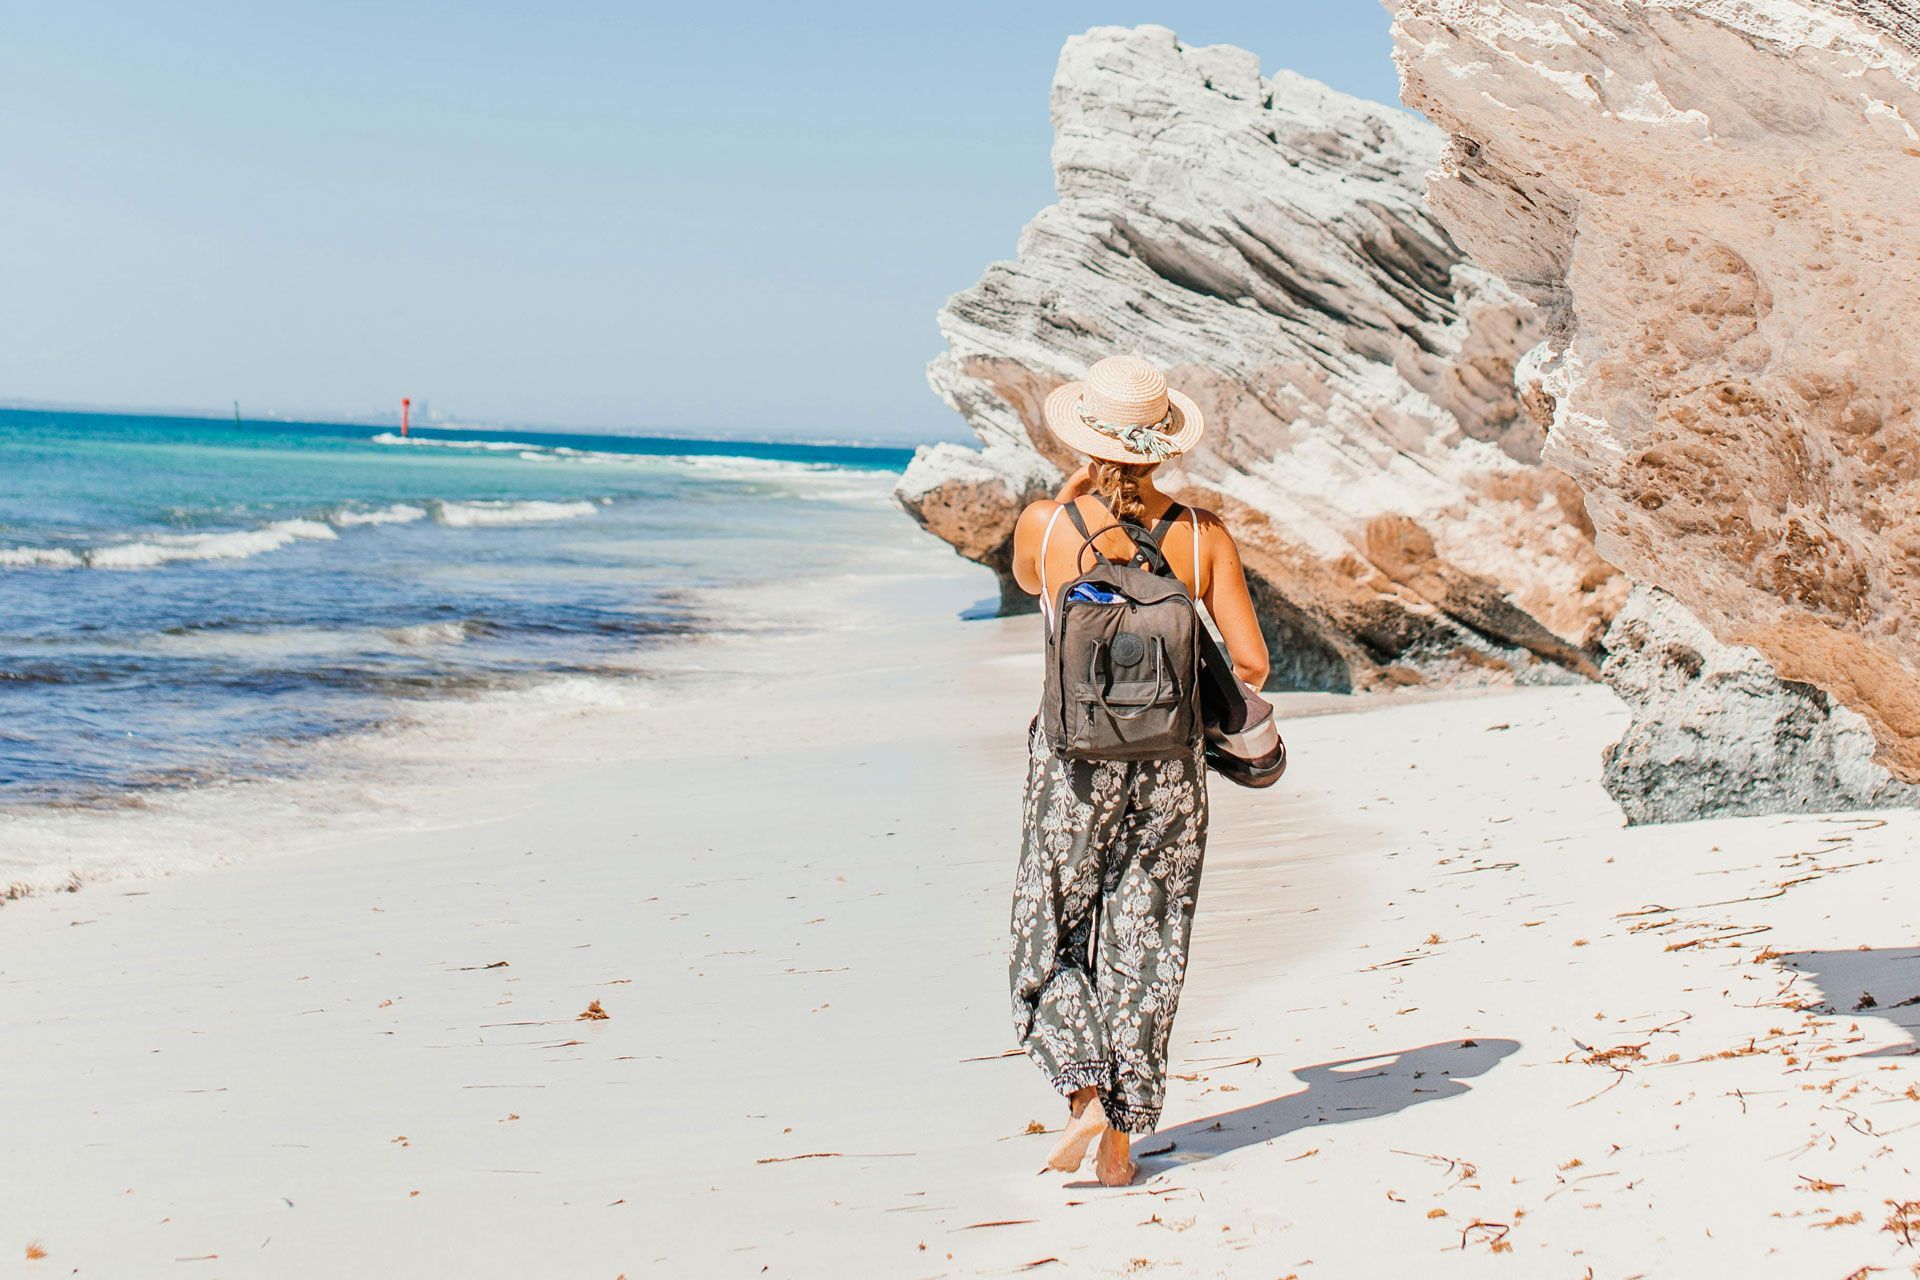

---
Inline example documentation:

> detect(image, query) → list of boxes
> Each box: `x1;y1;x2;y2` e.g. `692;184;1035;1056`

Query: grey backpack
1038;500;1204;762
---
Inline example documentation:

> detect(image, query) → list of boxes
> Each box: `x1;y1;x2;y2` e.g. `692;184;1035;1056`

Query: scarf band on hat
1076;403;1178;460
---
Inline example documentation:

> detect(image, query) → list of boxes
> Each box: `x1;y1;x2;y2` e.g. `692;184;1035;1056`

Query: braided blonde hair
1088;459;1156;526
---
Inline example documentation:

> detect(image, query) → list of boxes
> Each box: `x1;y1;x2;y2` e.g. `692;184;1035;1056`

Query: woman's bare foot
1094;1126;1137;1186
1044;1087;1109;1172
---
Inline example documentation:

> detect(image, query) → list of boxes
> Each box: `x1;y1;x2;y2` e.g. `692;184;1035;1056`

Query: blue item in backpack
1067;583;1124;604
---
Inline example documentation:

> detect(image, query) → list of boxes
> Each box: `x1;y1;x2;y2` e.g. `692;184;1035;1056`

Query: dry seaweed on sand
1886;1199;1920;1248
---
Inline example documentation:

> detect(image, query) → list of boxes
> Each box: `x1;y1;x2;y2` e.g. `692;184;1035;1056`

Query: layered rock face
894;442;1058;615
899;24;1622;691
1603;587;1917;823
1390;1;1920;796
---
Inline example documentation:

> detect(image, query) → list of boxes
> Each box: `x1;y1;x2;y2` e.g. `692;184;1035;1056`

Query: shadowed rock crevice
1239;572;1354;694
1190;490;1598;692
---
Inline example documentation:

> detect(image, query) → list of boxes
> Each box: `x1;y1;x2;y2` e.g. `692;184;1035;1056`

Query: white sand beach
10;1;1920;1276
3;522;1917;1279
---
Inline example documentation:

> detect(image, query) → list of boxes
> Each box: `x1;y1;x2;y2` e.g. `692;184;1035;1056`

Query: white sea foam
0;666;660;902
371;429;883;487
86;519;339;570
0;546;85;568
371;432;540;452
795;480;900;505
329;503;427;527
0;497;604;574
431;499;599;527
661;452;832;473
382;620;481;647
0;500;952;902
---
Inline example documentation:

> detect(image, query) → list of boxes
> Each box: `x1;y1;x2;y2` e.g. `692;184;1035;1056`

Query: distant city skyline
0;3;1403;444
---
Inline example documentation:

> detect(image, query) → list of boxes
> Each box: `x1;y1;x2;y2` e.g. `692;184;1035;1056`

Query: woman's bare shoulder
1180;504;1233;537
1012;498;1069;557
1181;505;1247;561
1016;497;1065;532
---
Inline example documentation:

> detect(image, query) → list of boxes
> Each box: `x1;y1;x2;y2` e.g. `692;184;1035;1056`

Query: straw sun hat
1042;355;1205;465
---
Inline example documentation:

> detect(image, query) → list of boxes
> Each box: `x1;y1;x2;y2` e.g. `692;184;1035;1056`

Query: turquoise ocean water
0;409;913;809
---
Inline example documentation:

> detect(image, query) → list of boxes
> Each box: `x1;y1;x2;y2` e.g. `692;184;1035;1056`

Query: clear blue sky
0;3;1402;443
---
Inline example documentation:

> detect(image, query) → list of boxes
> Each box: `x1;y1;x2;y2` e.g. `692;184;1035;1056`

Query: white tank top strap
1037;504;1067;623
1190;506;1201;592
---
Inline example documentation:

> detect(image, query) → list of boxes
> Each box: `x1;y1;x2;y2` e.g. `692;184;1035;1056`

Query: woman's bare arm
1198;516;1270;689
1011;467;1091;599
1010;499;1062;597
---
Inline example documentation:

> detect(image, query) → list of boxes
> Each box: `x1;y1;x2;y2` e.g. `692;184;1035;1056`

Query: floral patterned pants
1008;719;1208;1134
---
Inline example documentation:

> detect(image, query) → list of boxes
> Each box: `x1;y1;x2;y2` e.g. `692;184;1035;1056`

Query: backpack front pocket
1045;568;1202;762
1069;634;1185;755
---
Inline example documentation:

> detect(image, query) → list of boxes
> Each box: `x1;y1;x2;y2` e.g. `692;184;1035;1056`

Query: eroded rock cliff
899;24;1622;691
1391;0;1920;791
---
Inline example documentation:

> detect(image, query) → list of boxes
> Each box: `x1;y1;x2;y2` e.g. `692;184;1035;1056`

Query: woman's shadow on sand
1140;1037;1519;1170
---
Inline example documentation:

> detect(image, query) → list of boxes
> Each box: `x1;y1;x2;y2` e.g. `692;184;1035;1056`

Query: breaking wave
41;519;343;571
430;499;601;526
0;546;85;569
331;503;428;526
0;498;602;572
381;619;495;647
372;429;853;479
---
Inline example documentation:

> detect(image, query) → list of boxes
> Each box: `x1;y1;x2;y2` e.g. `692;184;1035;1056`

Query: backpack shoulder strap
1061;500;1116;569
1121;502;1185;576
1150;502;1186;543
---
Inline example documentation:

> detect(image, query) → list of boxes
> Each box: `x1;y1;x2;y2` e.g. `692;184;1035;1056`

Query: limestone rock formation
1390;0;1920;781
893;442;1058;614
1603;587;1917;823
898;24;1622;691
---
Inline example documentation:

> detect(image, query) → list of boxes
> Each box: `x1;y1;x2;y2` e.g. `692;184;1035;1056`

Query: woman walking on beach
1007;356;1270;1186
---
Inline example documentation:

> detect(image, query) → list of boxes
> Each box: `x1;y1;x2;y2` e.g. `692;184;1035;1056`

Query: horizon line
0;397;952;453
